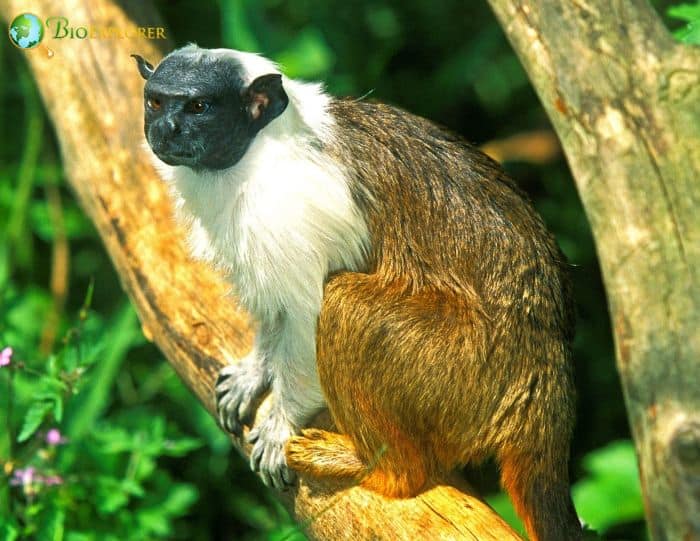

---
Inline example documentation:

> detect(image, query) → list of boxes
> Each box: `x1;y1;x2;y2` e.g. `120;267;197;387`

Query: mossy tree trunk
487;1;700;539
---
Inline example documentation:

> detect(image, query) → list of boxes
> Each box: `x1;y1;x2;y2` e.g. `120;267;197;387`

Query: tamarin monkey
134;45;582;541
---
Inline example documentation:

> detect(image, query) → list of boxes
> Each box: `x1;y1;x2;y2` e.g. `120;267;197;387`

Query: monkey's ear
131;54;155;80
244;74;289;134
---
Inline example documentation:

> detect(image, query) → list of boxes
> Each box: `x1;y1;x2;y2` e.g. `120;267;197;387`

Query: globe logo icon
8;13;44;50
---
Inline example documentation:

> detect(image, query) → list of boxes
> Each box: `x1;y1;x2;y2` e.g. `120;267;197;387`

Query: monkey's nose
164;117;181;136
153;117;181;139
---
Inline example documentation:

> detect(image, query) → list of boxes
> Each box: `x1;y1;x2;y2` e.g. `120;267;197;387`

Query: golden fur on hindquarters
286;101;581;541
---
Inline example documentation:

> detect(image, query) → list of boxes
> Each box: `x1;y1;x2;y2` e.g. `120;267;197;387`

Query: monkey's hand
215;351;270;436
247;405;297;490
215;354;297;489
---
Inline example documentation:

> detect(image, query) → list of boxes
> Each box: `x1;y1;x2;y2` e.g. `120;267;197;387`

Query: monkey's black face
134;49;288;171
143;56;248;170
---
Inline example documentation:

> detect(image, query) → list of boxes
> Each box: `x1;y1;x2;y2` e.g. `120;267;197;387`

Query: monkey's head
133;45;289;170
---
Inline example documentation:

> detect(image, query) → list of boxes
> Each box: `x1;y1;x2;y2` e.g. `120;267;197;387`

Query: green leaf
668;2;700;22
35;378;66;422
52;397;63;424
161;437;203;457
159;484;198;516
25;501;45;520
676;22;700;44
36;505;65;541
91;425;135;454
121;478;145;498
572;440;644;532
136;508;170;537
0;515;20;541
17;400;53;442
95;476;130;515
136;455;158;482
132;484;198;538
668;2;700;43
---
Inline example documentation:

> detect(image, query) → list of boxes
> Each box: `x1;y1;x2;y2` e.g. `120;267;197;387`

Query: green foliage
668;1;700;43
573;441;645;534
17;401;55;443
1;286;200;539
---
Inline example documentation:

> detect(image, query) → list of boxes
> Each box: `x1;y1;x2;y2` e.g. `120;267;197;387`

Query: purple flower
0;347;12;367
46;428;67;446
9;467;63;491
42;474;64;486
10;466;36;487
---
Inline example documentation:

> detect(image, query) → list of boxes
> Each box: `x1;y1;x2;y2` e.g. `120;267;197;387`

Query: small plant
1;285;203;540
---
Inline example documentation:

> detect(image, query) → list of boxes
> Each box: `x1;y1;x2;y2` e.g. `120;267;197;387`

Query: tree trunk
0;0;524;539
486;1;700;539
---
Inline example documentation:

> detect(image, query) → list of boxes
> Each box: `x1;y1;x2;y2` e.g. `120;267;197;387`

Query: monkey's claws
215;355;270;437
247;409;297;490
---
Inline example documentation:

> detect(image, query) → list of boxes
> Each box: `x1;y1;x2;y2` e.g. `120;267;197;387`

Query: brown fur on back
286;100;581;541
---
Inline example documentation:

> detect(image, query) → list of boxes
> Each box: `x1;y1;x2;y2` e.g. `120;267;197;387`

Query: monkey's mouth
155;149;198;166
160;151;194;160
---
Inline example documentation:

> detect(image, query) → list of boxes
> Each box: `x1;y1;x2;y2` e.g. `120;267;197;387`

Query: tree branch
487;1;700;539
0;0;524;538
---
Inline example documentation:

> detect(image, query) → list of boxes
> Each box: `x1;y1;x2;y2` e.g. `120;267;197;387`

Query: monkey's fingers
247;411;298;490
215;362;269;436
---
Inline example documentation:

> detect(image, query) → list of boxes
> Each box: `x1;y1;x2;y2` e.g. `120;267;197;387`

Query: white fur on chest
154;74;369;331
168;133;368;325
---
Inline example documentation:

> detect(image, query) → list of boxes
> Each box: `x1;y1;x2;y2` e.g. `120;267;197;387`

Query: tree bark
486;1;700;539
0;0;524;539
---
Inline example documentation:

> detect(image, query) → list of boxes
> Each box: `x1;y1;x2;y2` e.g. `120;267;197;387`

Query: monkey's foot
215;355;270;436
247;408;297;490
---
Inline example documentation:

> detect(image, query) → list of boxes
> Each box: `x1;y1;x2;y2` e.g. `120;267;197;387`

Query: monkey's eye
187;99;209;114
146;97;161;111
